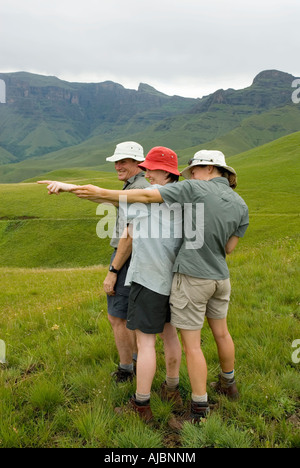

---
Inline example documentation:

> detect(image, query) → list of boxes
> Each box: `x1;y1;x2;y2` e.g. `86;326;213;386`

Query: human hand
37;180;78;195
103;271;117;296
71;185;104;200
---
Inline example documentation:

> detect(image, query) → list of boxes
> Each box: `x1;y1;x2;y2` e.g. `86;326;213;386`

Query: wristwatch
109;265;119;274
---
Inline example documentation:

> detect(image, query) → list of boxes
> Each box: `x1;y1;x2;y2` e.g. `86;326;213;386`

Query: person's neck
125;168;143;182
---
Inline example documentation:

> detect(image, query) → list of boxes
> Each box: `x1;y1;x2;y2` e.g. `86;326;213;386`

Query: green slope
0;145;17;164
0;172;123;268
0;132;299;268
177;105;300;162
0;71;195;166
1;103;299;183
0;69;299;183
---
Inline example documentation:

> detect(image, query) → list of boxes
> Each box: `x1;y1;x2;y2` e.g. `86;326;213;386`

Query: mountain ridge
0;69;299;183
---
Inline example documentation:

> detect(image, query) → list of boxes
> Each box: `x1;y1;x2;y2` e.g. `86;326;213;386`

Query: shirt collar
123;171;145;189
211;177;230;186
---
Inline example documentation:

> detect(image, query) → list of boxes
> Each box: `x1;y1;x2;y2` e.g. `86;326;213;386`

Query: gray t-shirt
110;172;150;249
158;177;249;280
120;184;183;296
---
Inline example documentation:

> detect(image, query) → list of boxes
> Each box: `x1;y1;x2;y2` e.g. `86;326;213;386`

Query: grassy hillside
0;244;299;448
0;146;17;164
0;171;123;267
0;69;299;183
0;132;299;268
1;104;300;184
0;71;195;167
0;132;299;448
177;105;300;160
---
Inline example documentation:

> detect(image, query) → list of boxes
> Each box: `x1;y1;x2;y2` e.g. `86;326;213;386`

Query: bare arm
71;185;163;205
37;180;79;194
103;227;132;296
110;228;132;270
37;181;118;206
225;236;239;255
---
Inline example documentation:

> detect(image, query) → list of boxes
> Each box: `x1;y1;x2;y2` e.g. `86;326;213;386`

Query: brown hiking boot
190;401;210;422
160;381;183;411
111;365;134;383
211;374;239;400
168;401;210;431
115;396;153;423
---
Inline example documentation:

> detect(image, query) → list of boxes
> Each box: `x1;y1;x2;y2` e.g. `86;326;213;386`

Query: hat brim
138;161;181;176
181;162;236;179
106;155;145;162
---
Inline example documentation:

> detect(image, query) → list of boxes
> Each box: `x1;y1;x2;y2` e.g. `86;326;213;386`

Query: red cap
138;146;180;176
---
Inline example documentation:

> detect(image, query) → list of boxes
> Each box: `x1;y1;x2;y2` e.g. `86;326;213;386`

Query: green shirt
158;177;249;280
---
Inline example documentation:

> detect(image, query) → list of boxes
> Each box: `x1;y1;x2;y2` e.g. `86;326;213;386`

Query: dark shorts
107;250;131;320
127;282;171;334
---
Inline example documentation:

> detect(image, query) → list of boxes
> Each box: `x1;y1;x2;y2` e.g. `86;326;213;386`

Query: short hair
217;167;237;189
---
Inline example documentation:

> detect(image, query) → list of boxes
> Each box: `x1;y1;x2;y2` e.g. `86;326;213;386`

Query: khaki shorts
169;273;231;330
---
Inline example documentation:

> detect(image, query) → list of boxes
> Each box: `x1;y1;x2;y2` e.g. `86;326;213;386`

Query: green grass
0;132;299;268
0;133;299;448
0;238;299;448
0;171;123;267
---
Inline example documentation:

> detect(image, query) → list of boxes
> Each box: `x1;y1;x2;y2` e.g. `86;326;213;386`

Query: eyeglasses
188;158;214;165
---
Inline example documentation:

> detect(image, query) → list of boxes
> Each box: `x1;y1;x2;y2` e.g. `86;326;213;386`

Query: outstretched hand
37;180;79;195
71;185;107;202
38;181;118;206
72;184;101;200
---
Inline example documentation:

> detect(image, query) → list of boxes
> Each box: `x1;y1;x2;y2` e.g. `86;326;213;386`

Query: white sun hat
106;141;145;162
181;150;236;179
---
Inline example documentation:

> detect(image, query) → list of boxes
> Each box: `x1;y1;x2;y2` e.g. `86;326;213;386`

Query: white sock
135;392;151;403
166;376;179;389
192;393;208;403
221;369;235;380
120;363;133;372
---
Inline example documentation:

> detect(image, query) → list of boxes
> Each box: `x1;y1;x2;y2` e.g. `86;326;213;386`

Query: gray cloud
1;0;299;97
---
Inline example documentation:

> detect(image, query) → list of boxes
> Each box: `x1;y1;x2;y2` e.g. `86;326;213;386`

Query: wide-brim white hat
181;150;236;179
106;141;145;162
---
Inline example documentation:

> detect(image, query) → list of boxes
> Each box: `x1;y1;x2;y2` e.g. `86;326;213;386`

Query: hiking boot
160;381;183;411
111;365;134;383
168;401;210;431
190;401;210;423
210;374;239;400
115;396;153;423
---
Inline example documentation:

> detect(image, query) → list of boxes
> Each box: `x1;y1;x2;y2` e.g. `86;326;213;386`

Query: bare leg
207;317;235;372
180;329;207;396
108;315;135;365
135;330;156;395
159;323;182;378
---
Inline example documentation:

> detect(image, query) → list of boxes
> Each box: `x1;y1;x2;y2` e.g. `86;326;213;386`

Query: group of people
38;140;249;425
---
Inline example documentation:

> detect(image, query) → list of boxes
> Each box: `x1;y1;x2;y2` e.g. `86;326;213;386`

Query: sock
135;392;151;404
166;376;179;389
192;393;208;404
119;363;134;373
221;369;235;380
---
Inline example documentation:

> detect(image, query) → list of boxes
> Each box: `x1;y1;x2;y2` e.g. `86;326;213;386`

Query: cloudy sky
1;0;299;98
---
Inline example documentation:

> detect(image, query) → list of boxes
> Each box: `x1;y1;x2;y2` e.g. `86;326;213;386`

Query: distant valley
0;69;299;182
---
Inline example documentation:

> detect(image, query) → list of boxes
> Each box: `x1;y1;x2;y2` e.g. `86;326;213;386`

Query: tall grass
0;134;299;447
0;236;299;448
